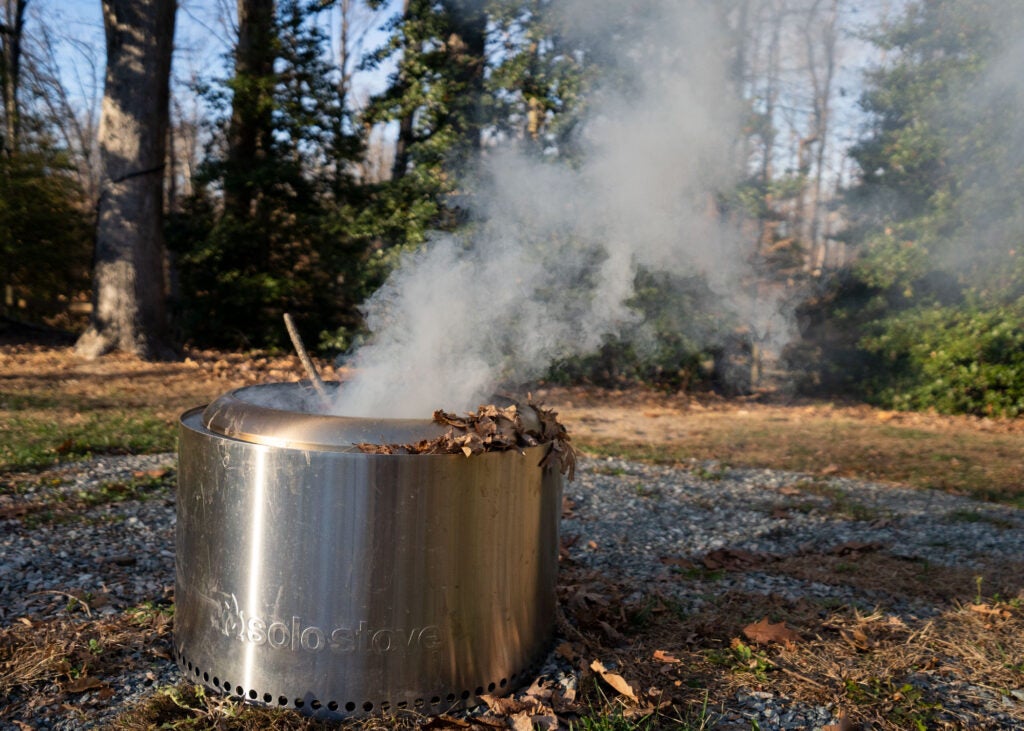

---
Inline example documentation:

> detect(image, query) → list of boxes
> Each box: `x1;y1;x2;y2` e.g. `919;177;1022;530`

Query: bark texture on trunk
76;0;176;360
0;0;27;156
224;0;274;218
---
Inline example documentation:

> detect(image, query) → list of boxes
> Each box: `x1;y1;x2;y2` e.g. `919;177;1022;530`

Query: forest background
2;0;1024;418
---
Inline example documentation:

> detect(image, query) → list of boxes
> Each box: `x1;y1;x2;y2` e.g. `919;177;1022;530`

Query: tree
793;0;1024;414
0;0;27;156
75;0;176;359
171;0;375;349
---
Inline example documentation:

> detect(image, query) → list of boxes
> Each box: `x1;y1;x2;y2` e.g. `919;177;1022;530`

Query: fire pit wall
174;385;562;720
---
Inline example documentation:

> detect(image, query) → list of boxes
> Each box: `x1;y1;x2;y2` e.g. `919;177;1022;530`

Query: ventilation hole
397;701;408;709
430;696;441;705
248;689;258;700
327;701;338;711
414;698;424;708
446;693;456;703
475;686;484;696
487;682;496;692
187;661;193;671
194;667;200;677
294;699;304;709
345;701;356;712
203;672;209;682
499;678;507;688
235;686;243;696
381;701;391;712
278;696;288;706
362;701;373;712
460;690;470;700
263;693;272;703
311;700;322;710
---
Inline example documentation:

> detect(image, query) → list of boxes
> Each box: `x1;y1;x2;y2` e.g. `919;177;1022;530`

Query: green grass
0;410;176;472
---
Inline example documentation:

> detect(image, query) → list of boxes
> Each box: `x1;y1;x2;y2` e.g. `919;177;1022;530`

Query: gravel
2;453;1023;729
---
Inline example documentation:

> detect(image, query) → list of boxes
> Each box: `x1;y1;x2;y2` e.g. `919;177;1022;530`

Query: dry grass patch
0;601;174;726
556;563;1024;730
540;386;1024;506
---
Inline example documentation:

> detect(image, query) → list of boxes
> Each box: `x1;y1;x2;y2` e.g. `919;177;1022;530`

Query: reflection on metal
175;384;562;720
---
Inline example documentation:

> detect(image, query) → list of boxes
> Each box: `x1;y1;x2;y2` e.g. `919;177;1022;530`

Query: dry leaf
970;603;1010;618
822;712;855;731
421;716;471;730
652;649;681;664
133;468;168;479
509;712;534;731
556;642;577;661
590;660;638;701
742;617;801;646
841;627;875;651
64;676;104;693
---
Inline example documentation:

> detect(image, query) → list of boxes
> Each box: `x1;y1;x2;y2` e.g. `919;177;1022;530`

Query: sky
47;0;394;117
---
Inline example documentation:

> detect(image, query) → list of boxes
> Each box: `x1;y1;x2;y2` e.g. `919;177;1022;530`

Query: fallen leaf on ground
64;676;104;693
970;603;1011;618
840;627;875;651
509;712;534;731
653;649;681;664
822;712;855;731
742;617;801;646
421;716;471;729
590;660;638;701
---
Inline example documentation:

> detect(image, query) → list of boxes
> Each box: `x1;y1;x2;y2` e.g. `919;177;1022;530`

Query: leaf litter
357;401;576;479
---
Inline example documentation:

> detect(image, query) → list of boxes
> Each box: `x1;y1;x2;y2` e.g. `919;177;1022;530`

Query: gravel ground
2;453;1023;729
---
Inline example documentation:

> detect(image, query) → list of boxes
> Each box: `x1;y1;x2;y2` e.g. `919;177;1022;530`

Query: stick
283;313;330;404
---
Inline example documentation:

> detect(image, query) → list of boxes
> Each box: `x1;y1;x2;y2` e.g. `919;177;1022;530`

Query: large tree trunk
0;0;27;157
75;0;176;360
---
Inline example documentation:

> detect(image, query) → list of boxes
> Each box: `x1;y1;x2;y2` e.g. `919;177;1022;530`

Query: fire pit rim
200;382;450;451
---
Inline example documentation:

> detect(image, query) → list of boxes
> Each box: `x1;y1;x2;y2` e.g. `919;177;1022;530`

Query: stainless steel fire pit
174;383;562;720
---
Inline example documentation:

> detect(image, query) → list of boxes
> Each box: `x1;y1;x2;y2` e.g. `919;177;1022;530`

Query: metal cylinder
174;384;562;720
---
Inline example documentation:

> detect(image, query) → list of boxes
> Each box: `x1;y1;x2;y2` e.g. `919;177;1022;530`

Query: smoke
332;1;778;418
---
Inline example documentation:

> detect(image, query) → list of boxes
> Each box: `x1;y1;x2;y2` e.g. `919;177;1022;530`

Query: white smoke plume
332;0;774;418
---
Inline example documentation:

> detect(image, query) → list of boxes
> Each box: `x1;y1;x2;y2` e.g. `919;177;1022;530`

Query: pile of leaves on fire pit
357;402;576;479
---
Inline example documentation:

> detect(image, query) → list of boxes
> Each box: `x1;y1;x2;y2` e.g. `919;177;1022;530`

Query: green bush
860;300;1024;417
546;270;738;392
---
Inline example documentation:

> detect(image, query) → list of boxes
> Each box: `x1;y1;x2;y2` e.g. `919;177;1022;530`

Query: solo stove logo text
213;600;443;655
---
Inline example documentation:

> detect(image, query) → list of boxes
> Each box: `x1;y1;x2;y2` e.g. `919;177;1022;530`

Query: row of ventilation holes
179;652;513;714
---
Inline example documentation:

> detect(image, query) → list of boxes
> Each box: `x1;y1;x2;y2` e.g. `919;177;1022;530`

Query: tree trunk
446;0;487;157
0;0;27;157
391;0;413;181
75;0;176;360
224;0;275;218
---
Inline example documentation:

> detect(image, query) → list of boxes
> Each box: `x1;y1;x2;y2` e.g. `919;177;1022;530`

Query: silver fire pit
174;383;562;719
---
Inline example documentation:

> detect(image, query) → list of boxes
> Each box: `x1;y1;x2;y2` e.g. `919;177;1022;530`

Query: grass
574;408;1024;506
1;408;175;472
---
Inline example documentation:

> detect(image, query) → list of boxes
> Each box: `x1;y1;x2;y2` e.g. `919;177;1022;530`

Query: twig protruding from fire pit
357;402;576;480
283;313;329;404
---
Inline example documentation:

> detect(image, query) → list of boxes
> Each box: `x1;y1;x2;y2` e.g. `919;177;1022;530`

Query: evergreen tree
171;0;369;349
796;0;1024;415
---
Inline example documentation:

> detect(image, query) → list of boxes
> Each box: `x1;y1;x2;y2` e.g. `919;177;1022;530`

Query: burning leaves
357;402;576;479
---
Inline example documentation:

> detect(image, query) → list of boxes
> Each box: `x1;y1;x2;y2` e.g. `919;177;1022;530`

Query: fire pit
174;383;563;719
